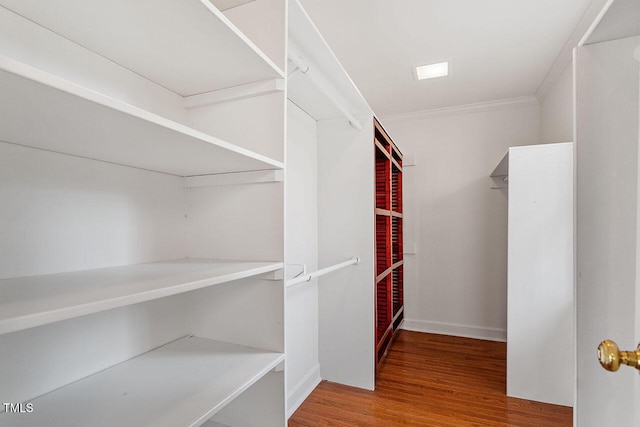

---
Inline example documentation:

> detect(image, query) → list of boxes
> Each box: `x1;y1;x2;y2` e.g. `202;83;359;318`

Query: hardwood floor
289;331;572;426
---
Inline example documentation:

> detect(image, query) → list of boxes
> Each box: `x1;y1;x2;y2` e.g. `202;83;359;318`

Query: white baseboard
286;364;321;419
402;318;506;342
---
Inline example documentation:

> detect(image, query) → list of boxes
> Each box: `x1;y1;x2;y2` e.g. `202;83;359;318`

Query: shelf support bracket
184;79;285;109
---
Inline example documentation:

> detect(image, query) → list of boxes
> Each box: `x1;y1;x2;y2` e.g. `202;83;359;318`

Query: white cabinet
0;1;286;425
492;142;574;407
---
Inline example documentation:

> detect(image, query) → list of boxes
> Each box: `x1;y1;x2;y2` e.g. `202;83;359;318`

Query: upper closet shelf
0;0;284;96
490;150;509;189
287;0;372;122
0;258;283;336
0;336;285;427
0;57;284;176
491;150;509;178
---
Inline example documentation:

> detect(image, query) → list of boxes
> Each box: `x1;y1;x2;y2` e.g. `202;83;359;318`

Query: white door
575;34;640;425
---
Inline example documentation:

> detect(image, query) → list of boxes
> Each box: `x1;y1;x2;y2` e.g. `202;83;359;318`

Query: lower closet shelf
0;259;283;335
0;336;285;427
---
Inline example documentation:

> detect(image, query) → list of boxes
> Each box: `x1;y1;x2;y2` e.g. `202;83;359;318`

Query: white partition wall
498;143;574;407
285;0;382;402
285;101;321;415
575;33;640;425
317;117;376;390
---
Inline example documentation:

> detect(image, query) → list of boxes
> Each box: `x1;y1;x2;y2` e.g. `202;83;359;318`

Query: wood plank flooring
289;330;572;426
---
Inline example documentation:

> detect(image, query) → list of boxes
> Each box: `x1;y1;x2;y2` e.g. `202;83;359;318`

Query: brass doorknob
597;340;640;372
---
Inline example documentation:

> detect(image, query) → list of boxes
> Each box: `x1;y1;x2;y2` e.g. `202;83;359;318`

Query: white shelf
287;0;372;121
491;150;510;178
0;56;284;177
0;336;285;427
0;0;284;96
0;259;283;336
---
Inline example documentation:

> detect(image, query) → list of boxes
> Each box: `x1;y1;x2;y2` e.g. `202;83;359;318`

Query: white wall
0;142;187;280
540;61;574;144
383;102;540;341
285;101;320;416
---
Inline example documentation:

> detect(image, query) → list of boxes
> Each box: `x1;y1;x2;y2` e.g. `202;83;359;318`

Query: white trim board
380;96;538;123
402;319;507;342
286;364;321;419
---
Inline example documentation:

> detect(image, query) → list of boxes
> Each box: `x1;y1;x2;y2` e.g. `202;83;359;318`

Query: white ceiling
298;0;593;117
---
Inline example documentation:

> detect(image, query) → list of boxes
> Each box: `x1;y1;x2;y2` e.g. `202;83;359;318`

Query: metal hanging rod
286;257;360;288
288;43;363;131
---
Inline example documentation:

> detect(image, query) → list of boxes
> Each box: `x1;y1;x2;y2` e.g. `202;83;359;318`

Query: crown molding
380;95;539;123
536;0;612;101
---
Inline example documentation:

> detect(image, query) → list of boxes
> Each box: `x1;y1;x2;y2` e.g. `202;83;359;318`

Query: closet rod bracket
286;257;360;288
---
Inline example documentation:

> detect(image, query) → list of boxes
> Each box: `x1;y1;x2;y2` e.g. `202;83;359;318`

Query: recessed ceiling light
416;62;449;80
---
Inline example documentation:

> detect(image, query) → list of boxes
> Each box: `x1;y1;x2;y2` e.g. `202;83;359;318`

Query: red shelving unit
376;274;392;342
392;265;404;322
374;118;403;372
376;215;391;276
